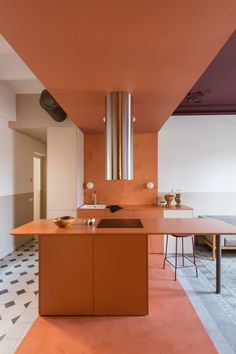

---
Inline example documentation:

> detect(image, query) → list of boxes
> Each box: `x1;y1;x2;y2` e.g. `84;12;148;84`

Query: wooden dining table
139;217;236;294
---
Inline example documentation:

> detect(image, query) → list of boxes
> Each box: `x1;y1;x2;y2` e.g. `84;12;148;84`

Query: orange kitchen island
12;219;149;316
11;217;236;316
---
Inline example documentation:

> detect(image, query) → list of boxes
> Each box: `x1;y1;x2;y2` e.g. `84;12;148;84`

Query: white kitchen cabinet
47;127;84;218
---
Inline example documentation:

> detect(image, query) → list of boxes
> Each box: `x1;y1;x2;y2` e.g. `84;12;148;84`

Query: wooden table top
11;217;236;236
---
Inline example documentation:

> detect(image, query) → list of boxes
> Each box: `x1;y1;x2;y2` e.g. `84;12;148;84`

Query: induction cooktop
97;219;143;228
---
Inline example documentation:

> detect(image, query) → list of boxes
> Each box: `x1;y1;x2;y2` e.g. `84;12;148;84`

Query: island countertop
10;217;236;315
11;217;236;236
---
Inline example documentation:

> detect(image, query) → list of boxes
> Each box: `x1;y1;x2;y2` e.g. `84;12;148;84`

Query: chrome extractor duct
105;91;133;180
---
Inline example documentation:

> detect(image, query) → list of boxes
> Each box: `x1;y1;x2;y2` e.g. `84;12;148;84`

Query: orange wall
84;133;157;205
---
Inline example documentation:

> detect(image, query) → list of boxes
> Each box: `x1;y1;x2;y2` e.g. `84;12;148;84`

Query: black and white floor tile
0;239;38;354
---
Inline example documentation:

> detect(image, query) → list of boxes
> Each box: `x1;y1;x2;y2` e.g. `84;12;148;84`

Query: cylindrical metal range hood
105;91;133;180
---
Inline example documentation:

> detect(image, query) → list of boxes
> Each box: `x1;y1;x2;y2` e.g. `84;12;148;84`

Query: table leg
215;234;221;294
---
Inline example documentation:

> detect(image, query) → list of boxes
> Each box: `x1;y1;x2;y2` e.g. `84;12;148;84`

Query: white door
33;157;41;220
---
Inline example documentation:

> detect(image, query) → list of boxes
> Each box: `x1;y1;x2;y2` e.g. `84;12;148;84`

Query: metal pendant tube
105;91;133;180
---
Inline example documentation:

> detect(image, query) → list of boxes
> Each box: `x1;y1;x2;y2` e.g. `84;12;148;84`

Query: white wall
158;115;236;216
0;83;15;258
0;117;14;196
0;82;16;197
0;82;16;120
0;117;14;258
0;114;46;258
10;94;75;144
13;131;46;195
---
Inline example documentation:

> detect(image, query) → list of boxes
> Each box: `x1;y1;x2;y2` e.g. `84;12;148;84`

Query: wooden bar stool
163;234;198;281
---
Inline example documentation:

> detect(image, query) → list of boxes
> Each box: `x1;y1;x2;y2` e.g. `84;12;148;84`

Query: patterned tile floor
0;238;38;354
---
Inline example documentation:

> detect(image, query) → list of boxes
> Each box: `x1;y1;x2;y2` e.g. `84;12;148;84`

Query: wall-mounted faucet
92;191;97;205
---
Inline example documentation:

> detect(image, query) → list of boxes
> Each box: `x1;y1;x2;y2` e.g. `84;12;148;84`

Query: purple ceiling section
174;30;236;115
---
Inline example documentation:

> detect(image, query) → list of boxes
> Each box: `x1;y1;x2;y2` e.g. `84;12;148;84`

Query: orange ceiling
0;0;235;133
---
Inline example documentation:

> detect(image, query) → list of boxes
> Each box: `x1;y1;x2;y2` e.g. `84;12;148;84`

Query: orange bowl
53;216;75;228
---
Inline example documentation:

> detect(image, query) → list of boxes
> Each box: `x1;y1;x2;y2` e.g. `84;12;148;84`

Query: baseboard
0;246;15;260
0;236;34;260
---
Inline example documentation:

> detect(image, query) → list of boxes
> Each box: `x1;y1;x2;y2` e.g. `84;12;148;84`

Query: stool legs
163;234;169;269
175;237;178;281
192;236;198;278
163;235;198;280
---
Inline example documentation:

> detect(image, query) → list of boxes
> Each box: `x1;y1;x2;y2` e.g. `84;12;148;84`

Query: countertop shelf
78;204;193;211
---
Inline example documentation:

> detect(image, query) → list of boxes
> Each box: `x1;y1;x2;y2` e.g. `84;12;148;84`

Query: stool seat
170;234;194;237
163;234;198;281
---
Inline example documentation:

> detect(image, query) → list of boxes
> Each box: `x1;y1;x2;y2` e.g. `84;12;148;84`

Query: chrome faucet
92;191;97;206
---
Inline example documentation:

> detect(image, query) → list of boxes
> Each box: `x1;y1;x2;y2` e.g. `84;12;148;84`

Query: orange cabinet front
93;234;148;315
39;235;93;315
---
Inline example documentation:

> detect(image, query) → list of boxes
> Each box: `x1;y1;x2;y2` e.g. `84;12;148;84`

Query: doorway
33;156;41;220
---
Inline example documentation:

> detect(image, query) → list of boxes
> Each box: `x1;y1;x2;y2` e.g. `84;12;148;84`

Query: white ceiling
0;35;44;93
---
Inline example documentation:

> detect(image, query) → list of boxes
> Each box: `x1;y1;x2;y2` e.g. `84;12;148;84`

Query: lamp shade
146;181;154;189
86;181;94;189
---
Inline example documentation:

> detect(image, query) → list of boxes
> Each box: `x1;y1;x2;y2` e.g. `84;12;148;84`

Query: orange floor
16;254;217;354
